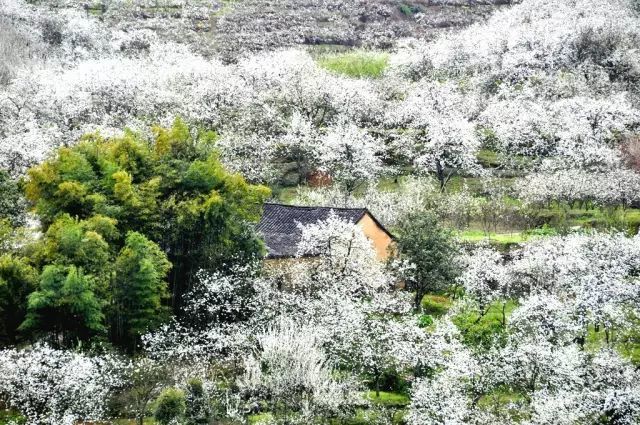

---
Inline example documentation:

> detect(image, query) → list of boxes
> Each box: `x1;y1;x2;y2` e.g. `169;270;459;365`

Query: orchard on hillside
1;0;640;424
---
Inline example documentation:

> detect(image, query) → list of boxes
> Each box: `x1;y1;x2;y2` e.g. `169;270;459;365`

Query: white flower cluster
0;344;124;425
517;168;640;207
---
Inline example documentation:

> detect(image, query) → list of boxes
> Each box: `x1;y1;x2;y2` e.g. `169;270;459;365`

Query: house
256;203;394;260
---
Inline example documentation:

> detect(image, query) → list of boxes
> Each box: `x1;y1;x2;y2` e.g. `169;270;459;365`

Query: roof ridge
264;202;368;212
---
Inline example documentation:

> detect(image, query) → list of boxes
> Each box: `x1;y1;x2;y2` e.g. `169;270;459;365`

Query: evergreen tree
154;388;186;425
21;265;105;346
185;378;210;425
113;232;171;350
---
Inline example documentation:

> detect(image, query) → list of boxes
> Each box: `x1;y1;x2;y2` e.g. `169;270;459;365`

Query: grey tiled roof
256;203;368;258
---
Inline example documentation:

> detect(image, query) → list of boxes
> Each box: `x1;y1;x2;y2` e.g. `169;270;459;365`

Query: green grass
347;408;406;425
476;388;527;421
421;294;453;316
248;412;274;424
453;300;518;348
532;205;640;234
476;148;502;168
477;388;525;408
445;175;519;193
363;391;410;407
272;185;299;203
0;410;25;425
457;229;527;245
585;323;640;365
317;51;389;79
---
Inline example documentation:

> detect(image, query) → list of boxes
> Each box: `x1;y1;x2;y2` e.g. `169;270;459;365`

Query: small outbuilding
256;203;394;260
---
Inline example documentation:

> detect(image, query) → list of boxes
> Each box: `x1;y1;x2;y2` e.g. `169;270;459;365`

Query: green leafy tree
154;387;186;425
20;265;105;346
25;119;270;310
0;254;38;344
394;212;461;309
38;214;117;300
113;232;171;349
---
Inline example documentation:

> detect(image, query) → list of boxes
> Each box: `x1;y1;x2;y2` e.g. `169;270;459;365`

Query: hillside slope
5;0;512;61
213;0;514;59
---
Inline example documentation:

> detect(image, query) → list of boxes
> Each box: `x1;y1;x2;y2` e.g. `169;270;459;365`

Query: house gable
356;212;394;260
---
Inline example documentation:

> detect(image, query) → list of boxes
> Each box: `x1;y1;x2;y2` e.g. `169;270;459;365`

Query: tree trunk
436;160;446;192
414;289;423;311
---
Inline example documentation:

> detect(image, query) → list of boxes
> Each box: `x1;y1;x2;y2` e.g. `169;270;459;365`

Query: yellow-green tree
24;119;270;347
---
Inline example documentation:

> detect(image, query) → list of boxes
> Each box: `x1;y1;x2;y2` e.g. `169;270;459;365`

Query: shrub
185;378;210;425
524;224;558;238
154;387;186;425
399;4;421;16
417;314;434;328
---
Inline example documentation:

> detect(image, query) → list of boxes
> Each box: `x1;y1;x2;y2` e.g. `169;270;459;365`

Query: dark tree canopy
394;212;461;309
0;254;38;344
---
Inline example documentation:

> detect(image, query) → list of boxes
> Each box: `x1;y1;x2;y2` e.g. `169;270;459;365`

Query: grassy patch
347;408;406;425
585;322;640;365
457;229;527;245
363;391;410;407
0;410;25;425
445;175;518;194
533;205;640;233
421;294;453;317
272;185;299;203
248;412;274;424
476;149;502;168
317;51;389;79
453;300;518;348
477;388;527;421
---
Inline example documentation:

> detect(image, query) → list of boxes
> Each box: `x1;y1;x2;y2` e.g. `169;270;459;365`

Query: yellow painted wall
357;213;393;260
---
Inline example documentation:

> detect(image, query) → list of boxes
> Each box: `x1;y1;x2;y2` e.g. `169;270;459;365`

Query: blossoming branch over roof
257;203;393;259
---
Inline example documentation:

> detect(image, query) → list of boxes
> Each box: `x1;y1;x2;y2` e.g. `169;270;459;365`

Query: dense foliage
0;120;269;350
